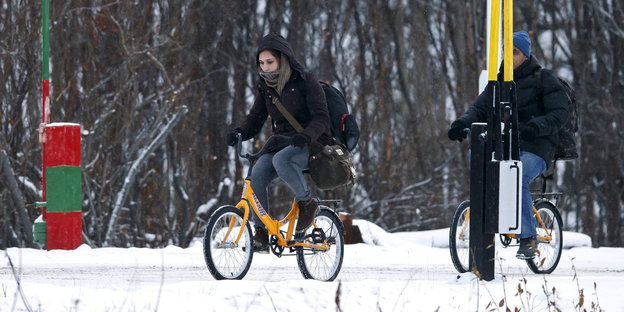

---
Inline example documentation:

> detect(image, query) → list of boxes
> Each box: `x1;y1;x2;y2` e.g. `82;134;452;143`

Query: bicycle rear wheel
526;201;563;274
296;208;344;281
203;205;253;280
449;201;471;273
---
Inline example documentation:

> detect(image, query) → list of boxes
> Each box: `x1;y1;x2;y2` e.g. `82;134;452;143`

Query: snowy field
1;220;622;312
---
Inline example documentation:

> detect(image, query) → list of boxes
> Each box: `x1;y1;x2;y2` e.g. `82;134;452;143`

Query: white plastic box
497;160;522;234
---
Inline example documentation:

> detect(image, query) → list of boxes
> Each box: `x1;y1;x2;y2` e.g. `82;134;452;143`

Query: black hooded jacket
237;33;332;153
455;56;569;163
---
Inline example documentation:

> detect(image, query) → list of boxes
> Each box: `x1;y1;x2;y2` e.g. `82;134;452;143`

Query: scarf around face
259;55;292;97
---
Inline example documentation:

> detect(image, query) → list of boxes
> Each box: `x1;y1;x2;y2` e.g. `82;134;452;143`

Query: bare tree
1;0;622;248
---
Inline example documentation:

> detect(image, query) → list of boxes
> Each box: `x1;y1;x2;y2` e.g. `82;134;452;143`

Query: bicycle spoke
527;204;563;274
204;208;253;280
296;210;344;281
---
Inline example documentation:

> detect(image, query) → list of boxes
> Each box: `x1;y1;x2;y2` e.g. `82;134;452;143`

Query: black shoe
295;198;319;233
516;237;536;259
253;226;269;254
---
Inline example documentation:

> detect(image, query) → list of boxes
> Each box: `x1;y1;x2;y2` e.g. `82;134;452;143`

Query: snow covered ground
1;220;622;312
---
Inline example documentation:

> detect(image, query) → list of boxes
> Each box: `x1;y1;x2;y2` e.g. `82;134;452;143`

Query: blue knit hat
513;31;531;57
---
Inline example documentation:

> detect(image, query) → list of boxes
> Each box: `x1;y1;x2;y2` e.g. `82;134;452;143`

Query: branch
103;105;188;246
0;150;33;245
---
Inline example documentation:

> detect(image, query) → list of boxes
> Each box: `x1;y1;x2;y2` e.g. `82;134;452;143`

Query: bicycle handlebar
234;133;291;162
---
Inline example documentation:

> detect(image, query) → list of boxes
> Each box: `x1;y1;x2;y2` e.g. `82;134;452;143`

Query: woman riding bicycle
447;31;569;259
226;33;333;253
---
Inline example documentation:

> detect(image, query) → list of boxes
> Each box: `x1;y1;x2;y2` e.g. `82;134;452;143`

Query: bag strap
271;86;334;153
273;97;305;133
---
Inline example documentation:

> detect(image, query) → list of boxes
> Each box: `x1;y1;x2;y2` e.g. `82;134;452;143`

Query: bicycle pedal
308;228;325;243
286;238;304;245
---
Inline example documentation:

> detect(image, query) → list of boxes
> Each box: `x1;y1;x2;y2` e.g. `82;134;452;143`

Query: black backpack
535;69;578;160
319;81;360;151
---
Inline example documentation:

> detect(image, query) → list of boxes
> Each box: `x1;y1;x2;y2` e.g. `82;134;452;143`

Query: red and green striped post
34;0;83;250
43;123;82;250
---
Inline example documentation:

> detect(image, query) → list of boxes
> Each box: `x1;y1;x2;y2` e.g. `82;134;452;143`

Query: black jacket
455;56;569;164
237;33;332;153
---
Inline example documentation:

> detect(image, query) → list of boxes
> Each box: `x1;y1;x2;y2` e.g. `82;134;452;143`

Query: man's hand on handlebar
448;120;469;142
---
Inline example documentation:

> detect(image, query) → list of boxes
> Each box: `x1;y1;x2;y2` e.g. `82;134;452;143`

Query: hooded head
256;33;306;79
513;31;531;58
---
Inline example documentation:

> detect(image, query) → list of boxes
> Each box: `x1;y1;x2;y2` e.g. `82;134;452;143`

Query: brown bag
272;97;356;190
309;144;356;190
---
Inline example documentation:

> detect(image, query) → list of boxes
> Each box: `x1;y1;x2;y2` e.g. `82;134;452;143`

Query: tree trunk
0;150;33;246
104;106;188;246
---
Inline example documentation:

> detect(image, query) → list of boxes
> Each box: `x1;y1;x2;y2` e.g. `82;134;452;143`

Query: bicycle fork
533;206;552;243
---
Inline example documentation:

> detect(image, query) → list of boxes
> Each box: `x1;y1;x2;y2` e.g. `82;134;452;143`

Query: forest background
1;0;622;248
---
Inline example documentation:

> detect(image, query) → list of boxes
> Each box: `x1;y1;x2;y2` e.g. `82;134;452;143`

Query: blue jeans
250;145;310;224
519;151;547;239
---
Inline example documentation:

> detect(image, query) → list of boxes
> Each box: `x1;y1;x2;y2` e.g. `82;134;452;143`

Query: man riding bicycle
447;31;569;259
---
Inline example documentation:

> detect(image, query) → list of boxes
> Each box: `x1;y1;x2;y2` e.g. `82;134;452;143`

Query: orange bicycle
202;134;345;281
449;128;564;274
449;173;564;274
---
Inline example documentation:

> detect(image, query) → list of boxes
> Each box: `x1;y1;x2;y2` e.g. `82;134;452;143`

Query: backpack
535;69;578;160
319;81;360;151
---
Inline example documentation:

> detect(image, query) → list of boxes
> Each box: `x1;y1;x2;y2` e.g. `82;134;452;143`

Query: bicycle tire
526;201;563;274
296;208;344;281
203;205;254;280
449;200;471;273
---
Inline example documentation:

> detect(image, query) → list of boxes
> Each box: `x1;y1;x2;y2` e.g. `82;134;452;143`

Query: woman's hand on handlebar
226;129;243;146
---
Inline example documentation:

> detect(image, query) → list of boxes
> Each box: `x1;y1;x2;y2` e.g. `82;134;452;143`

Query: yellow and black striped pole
503;0;513;83
502;0;520;161
487;0;501;82
470;0;516;282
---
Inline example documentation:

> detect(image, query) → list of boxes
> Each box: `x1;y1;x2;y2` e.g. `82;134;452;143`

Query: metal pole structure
502;0;520;162
42;0;50;124
468;123;493;280
470;0;519;282
34;0;84;250
40;0;51;218
469;0;502;282
35;0;51;246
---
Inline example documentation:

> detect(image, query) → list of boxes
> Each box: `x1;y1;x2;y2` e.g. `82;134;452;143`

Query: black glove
448;120;468;142
519;123;539;141
266;135;290;153
226;129;243;146
290;133;311;148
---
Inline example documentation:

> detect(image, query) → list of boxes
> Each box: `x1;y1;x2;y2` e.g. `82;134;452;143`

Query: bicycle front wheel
203;205;253;280
449;201;471;273
526;201;563;274
296;208;344;281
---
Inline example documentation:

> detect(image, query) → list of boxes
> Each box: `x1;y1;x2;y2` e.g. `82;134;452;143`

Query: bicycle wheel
203;205;253;280
526;201;563;274
296;208;344;281
449;200;471;273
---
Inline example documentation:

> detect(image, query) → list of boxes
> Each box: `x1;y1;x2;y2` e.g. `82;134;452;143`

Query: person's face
259;50;280;73
513;46;528;69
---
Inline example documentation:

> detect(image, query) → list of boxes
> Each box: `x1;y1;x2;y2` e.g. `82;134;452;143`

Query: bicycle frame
222;133;332;252
227;178;330;251
458;204;552;242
